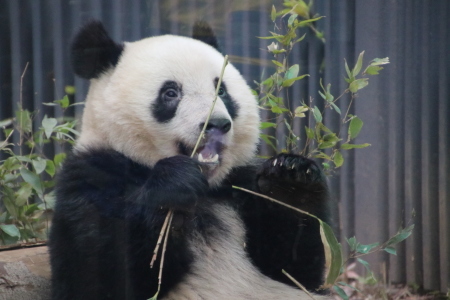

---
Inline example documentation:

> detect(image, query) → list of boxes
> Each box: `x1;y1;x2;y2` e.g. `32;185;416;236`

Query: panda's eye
163;89;179;101
218;87;226;96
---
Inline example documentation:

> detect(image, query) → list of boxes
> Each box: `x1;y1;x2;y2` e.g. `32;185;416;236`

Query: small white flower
267;42;278;52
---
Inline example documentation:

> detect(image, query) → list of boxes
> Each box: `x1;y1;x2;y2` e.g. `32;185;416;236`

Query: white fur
76;35;260;185
163;204;330;300
77;34;330;299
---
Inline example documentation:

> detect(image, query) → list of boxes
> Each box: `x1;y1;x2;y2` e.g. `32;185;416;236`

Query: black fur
71;20;124;79
214;78;239;119
49;149;214;299
151;81;182;123
192;21;220;50
50;149;330;299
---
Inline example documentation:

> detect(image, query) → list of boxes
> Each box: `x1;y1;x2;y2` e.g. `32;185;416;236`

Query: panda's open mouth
178;129;226;176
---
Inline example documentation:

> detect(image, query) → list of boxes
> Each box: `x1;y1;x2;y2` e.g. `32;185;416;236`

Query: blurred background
0;0;449;295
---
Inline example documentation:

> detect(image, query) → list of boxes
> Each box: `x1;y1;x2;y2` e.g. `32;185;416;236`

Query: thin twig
150;210;174;268
18;62;29;151
149;56;230;296
191;55;229;157
232;185;320;222
282;270;318;300
157;211;173;292
19;62;29;110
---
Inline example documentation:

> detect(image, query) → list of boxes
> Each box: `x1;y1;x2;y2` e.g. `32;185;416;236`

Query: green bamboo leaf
344;59;352;80
346;237;358;251
352;51;365;77
261;77;274;88
385;225;415;247
271;60;284;69
32;157;47;175
320;220;343;287
285;64;299;80
364;65;383;75
53;153;67;168
330;102;341;114
15;184;33;206
42;115;58;139
333;151;344;168
340;143;371;150
313;106;322;123
349;117;363;139
370;57;390;66
271;5;276;22
0;224;21;238
2;186;18;217
45;159;56;177
16;109;32;133
20;168;44;198
297;16;323;27
333;285;349;300
356;242;379;254
56;95;70;108
260;134;277;151
271;105;283;114
314;152;332;161
288;13;298;26
305;126;315;139
294;33;306;44
383;246;397;255
349;78;369;93
260;122;277;129
281;74;309;87
294;106;308;118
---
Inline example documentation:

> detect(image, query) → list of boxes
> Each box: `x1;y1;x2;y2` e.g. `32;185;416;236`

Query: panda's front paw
149;155;209;211
258;154;323;185
256;154;326;206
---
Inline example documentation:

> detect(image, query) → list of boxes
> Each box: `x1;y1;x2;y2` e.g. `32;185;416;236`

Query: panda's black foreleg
245;154;330;292
50;150;208;299
139;155;209;212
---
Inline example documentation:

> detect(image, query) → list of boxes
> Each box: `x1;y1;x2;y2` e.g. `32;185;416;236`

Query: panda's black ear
71;20;124;79
192;21;220;51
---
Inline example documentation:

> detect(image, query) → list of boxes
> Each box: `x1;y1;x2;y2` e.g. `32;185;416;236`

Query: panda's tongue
197;129;224;164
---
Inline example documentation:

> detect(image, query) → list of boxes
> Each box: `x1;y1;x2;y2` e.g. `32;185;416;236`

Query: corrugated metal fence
0;0;449;294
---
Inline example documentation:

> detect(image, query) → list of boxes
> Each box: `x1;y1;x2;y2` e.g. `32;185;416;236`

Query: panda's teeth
198;153;219;163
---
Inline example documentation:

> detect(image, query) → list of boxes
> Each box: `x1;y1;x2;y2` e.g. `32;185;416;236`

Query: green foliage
257;1;389;173
0;97;79;246
254;1;408;297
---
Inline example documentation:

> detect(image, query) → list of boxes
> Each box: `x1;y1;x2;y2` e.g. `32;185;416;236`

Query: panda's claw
258;153;323;186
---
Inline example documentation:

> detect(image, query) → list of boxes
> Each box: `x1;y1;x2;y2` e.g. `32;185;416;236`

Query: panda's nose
200;118;232;133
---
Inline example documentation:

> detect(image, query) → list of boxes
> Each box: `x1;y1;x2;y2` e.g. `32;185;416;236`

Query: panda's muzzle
177;118;231;174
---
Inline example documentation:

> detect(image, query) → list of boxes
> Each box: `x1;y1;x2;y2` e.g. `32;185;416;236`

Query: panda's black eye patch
214;78;239;119
152;81;182;123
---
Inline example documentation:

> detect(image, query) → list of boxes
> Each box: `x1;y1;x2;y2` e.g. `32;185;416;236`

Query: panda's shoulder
56;148;148;197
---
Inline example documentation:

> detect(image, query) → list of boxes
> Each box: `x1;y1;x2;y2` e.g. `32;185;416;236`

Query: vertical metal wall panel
437;0;450;291
385;0;407;284
420;1;441;290
0;0;12;129
0;0;449;293
353;0;390;275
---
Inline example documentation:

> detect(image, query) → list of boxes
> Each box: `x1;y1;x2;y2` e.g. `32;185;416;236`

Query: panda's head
73;21;260;185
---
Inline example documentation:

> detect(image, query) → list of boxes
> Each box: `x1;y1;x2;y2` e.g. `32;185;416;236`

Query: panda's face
77;34;260;185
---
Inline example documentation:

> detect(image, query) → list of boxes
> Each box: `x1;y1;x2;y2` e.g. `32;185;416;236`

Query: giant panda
49;20;331;300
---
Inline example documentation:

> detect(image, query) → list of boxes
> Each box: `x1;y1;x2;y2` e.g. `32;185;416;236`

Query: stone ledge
0;246;51;300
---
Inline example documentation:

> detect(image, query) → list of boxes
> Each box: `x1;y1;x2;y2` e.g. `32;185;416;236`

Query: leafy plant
0;95;81;246
257;1;389;173
254;1;407;298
